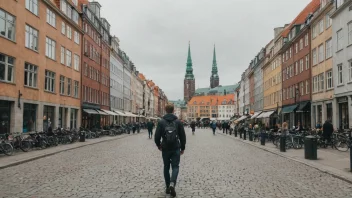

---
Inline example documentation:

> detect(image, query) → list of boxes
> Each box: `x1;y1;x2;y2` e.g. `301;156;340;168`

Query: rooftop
195;84;239;95
188;94;235;106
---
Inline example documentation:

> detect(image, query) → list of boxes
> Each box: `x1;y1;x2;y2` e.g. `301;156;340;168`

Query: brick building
0;0;83;134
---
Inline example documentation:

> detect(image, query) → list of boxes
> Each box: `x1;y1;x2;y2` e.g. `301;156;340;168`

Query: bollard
244;130;247;140
304;136;317;160
280;136;286;152
261;132;265;146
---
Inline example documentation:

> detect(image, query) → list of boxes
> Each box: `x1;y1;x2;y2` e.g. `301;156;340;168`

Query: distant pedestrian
147;120;154;139
190;121;196;134
211;121;217;135
155;103;186;197
322;120;333;144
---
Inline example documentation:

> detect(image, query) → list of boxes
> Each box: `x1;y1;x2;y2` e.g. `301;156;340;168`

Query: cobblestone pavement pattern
1;129;352;198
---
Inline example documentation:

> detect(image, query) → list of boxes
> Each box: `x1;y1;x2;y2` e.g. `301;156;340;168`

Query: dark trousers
223;128;228;134
162;150;180;187
148;129;153;138
212;128;216;134
191;127;195;132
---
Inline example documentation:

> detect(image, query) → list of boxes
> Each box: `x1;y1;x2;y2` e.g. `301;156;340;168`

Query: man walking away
155;103;186;197
211;121;217;135
147;119;154;139
190;121;196;134
322;119;333;145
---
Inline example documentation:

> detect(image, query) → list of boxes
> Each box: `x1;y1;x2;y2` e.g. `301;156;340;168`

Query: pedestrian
211;121;217;135
154;103;186;197
322;119;333;145
282;122;289;136
132;122;136;134
190;121;196;134
147;119;154;139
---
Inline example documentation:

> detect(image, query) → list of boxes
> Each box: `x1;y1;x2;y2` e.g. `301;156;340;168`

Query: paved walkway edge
217;132;352;184
0;132;143;170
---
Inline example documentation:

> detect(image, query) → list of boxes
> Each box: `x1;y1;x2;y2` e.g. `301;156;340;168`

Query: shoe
166;187;171;194
169;186;176;197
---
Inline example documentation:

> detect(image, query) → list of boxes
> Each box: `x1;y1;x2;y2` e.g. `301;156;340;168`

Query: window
313;76;318;93
295;62;298;75
24;63;37;88
59;75;65;94
348;22;352;45
306;80;309;94
318;44;324;63
0;9;16;41
25;0;38;16
70;109;78;129
326;14;332;29
0;53;14;82
84;63;88;76
295;43;298;53
319;73;324;91
313;24;318;38
338;64;343;85
337;29;343;51
326;70;333;89
66;26;72;39
289;47;292;58
305;33;309;46
349;61;352;82
72;10;79;25
67;78;71;96
319;20;324;34
299;39;303;50
312;48;317;65
74;81;79;98
45;70;55;92
23;104;37;133
45;37;56;60
326;38;332;59
300;59;303;73
300;82;304;96
46;8;56;27
60;46;65;64
74;31;80;44
74;54;79;71
61;22;65;35
25;25;38;51
306;54;309;70
66;50;72;67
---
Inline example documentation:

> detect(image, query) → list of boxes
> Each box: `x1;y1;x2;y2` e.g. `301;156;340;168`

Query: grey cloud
98;0;310;99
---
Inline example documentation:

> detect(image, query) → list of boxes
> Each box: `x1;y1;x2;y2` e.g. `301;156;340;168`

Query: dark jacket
322;121;333;136
147;121;154;130
190;121;196;128
154;114;186;151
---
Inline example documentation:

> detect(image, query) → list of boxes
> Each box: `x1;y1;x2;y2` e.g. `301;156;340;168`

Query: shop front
296;101;311;129
281;104;298;129
23;103;37;133
0;100;11;134
337;96;349;129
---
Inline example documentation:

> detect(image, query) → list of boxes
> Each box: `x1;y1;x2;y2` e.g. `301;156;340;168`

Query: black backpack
164;120;178;148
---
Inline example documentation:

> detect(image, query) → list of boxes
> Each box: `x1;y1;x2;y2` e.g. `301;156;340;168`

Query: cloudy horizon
97;0;311;100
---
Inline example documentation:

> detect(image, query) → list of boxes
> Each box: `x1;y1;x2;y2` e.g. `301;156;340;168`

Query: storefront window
312;105;316;127
0;101;11;134
70;108;78;129
326;103;332;121
339;102;349;130
317;105;322;125
43;105;55;131
58;107;63;128
23;103;37;133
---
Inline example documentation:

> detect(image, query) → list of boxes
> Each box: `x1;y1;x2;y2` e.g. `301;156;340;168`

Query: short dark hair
165;103;174;113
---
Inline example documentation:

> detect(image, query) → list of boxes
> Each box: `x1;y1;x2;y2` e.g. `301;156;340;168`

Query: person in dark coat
211;121;217;135
322;120;333;144
190;121;196;134
223;122;229;134
147;120;155;139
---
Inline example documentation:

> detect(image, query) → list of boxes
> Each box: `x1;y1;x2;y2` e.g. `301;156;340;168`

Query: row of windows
336;22;352;51
82;85;109;106
312;71;334;93
282;81;310;101
84;39;101;64
58;75;79;97
337;62;352;85
83;22;101;46
264;72;281;91
110;96;124;110
264;90;281;107
312;38;332;65
312;12;332;39
60;46;80;71
283;55;310;81
283;33;309;62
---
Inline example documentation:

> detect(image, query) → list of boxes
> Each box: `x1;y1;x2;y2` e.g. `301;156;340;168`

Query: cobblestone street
1;129;352;198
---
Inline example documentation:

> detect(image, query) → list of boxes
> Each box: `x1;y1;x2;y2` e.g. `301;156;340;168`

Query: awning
101;109;119;116
124;112;137;117
296;101;311;112
260;111;275;118
235;115;247;122
83;109;99;114
251;112;262;119
281;104;298;114
96;110;108;115
113;109;126;116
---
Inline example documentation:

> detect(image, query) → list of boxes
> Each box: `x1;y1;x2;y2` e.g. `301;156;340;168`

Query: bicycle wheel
1;143;14;156
20;140;32;152
335;139;349;152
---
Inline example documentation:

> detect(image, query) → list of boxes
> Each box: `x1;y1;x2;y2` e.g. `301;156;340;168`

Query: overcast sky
97;0;310;100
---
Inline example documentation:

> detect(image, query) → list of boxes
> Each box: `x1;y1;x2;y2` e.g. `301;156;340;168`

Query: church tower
184;42;195;102
210;45;219;88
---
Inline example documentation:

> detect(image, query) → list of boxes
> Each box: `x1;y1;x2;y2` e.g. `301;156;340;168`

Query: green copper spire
185;42;194;80
211;44;219;78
